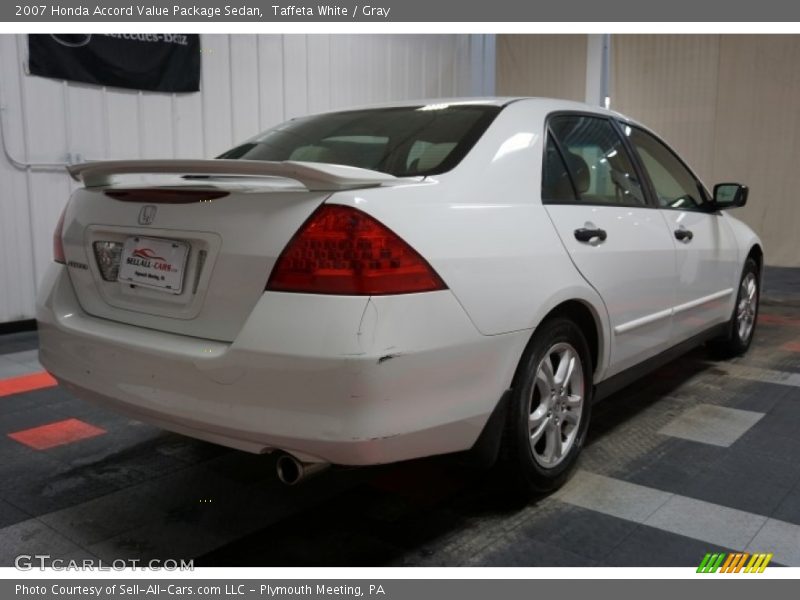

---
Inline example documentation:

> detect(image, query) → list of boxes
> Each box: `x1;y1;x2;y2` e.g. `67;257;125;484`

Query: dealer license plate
118;236;189;294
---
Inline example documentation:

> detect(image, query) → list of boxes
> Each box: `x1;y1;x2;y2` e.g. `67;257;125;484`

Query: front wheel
500;317;593;496
708;257;759;358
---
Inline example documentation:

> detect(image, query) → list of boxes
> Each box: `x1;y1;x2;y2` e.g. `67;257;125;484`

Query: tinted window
547;115;645;206
542;136;577;202
217;104;501;177
624;126;705;210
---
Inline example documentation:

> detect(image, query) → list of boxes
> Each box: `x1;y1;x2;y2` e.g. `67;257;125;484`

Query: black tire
499;317;593;497
708;257;760;358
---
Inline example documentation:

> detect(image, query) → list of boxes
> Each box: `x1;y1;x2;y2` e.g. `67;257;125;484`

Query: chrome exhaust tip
275;453;329;485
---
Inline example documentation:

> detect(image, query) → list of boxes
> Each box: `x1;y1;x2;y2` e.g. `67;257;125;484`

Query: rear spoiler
67;159;398;191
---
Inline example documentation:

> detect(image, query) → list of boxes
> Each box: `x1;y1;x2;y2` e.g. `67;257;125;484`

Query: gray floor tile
645;494;766;550
727;380;796;413
0;499;29;529
554;470;671;523
88;519;221;562
746;519;800;567
0;332;39;356
468;533;599;567
622;438;725;492
673;447;800;516
724;365;800;388
763;265;800;305
39;484;175;546
3;349;41;365
748;399;800;439
606;524;731;567
0;385;68;416
658;404;764;447
0;519;96;566
772;485;800;526
0;445;120;517
734;428;800;462
0;357;34;379
534;504;638;560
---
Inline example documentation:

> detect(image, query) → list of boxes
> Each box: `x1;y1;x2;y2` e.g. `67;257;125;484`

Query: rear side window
542;136;577;202
218;104;501;177
544;115;646;206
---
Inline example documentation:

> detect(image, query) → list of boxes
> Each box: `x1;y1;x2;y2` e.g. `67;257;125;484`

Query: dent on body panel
356;296;378;356
355;296;404;365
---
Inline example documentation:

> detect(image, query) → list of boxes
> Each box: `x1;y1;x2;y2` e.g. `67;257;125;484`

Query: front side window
624;126;705;210
217;104;501;177
544;115;645;206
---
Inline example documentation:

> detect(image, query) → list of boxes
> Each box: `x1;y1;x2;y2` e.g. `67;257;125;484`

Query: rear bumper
36;264;529;465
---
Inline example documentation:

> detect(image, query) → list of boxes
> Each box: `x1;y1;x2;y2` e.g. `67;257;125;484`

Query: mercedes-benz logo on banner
49;34;93;48
138;205;157;225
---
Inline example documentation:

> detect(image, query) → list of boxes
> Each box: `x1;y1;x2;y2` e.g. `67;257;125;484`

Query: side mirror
713;183;748;210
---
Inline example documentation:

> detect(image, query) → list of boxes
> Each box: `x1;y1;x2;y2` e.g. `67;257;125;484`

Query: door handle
674;228;694;242
574;227;607;243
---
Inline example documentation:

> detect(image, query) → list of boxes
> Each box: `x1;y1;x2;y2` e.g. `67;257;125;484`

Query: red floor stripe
0;371;57;398
781;341;800;353
759;313;800;326
8;418;106;450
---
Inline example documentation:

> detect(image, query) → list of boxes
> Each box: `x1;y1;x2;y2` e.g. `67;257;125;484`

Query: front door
622;125;739;343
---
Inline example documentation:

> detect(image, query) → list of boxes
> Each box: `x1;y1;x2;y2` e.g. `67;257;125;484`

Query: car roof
299;97;639;126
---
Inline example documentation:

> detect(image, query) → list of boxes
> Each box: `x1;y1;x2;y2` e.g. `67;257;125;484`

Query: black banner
28;34;201;93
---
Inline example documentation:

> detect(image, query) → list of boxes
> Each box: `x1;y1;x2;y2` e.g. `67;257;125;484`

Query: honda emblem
138;205;157;225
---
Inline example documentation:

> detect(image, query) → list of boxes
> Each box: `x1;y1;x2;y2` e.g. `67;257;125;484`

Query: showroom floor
1;268;799;567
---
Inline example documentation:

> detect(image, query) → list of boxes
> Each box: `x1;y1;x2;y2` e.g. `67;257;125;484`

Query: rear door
622;124;739;342
542;114;677;376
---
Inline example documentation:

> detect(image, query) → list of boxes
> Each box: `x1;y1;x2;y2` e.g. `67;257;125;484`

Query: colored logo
131;248;167;262
697;552;773;573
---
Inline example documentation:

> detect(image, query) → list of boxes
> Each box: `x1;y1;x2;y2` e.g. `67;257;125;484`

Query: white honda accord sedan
37;98;762;492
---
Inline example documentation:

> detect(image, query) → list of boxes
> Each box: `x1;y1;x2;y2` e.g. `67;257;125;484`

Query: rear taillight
53;205;67;264
266;204;447;295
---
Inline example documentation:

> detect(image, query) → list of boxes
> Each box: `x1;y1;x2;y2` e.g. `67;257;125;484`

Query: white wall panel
106;89;141;159
256;36;284;128
0;36;36;324
229;35;260;144
199;35;234;156
0;33;493;323
306;35;332;114
282;36;309;120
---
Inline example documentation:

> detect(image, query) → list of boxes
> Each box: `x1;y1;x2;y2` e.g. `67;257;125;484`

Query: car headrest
565;151;591;195
289;145;335;163
415;143;456;171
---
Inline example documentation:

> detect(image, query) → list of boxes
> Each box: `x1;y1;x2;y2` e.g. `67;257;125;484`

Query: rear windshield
217;104;502;177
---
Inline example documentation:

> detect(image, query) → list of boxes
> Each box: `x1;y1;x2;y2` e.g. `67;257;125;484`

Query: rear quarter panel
327;100;613;379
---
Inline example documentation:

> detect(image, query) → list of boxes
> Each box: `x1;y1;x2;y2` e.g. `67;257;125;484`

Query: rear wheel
709;257;759;358
500;317;593;496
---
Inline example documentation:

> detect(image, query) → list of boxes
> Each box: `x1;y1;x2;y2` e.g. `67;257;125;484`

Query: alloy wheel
737;272;757;342
528;342;585;468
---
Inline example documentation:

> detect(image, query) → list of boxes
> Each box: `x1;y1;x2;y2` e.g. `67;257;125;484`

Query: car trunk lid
62;159;402;342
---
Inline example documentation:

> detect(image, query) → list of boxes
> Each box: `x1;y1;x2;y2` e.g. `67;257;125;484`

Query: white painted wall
0;34;494;324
